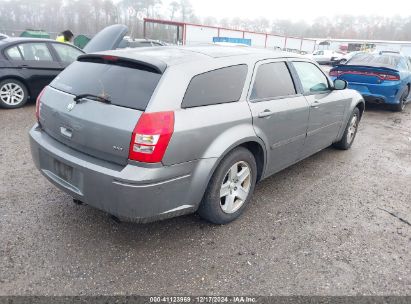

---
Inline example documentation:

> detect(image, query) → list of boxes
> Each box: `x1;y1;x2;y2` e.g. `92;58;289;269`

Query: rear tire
393;86;409;112
198;147;257;224
333;107;360;150
0;79;28;109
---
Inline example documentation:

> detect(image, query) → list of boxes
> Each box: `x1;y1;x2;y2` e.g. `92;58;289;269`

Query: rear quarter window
50;60;161;111
181;65;248;108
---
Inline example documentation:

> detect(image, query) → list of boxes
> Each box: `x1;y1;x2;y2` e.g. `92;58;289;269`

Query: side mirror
333;79;347;90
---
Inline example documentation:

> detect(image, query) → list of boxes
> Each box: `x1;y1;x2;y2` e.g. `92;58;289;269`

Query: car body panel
29;46;365;222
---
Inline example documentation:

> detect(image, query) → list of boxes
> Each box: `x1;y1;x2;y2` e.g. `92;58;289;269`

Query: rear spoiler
333;64;399;73
77;54;167;74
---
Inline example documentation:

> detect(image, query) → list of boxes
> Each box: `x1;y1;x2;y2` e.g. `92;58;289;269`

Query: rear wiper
73;93;111;104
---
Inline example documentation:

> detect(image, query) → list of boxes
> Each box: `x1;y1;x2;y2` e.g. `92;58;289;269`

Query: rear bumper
343;80;402;104
29;124;216;223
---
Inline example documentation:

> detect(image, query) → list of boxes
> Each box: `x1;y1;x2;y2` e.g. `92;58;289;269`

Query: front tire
198;147;257;224
0;79;28;109
333;107;360;150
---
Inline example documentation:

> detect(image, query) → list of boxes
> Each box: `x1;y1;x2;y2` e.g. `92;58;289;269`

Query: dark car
0;25;165;109
0;38;84;108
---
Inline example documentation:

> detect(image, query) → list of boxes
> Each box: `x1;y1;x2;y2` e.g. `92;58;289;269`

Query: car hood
83;24;128;53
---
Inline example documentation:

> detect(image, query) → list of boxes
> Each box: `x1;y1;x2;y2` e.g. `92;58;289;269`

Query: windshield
50;61;162;111
347;53;401;68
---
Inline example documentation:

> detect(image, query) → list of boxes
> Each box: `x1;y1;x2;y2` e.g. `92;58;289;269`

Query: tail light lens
329;70;341;77
35;87;46;123
380;74;400;81
129;111;174;163
329;70;400;81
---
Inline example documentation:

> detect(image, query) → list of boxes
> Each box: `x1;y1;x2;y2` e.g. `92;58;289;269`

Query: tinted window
397;58;408;71
5;46;22;60
53;43;83;63
182;65;248;108
347;53;401;68
18;43;53;61
293;62;329;93
50;61;162;111
250;62;296;100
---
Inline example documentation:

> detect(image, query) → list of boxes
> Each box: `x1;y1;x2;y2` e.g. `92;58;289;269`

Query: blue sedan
330;52;411;111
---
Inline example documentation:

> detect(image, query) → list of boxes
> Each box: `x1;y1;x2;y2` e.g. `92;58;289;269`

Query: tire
333;107;360;150
0;79;29;109
198;147;257;224
393;86;409;112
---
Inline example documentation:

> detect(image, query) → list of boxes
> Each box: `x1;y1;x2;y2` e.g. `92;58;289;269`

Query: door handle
311;100;320;109
60;126;73;138
18;64;29;69
258;110;274;118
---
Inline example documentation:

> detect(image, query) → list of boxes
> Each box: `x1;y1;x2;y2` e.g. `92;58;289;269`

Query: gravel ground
0;102;410;296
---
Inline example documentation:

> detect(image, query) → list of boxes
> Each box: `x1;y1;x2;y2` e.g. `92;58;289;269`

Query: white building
314;38;411;56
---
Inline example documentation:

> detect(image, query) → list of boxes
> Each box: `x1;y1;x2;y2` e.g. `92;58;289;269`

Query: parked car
333;51;364;65
307;50;344;65
329;52;411;111
0;25;164;109
30;46;365;224
124;38;167;48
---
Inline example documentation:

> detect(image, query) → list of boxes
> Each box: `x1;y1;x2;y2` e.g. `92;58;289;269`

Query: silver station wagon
29;46;365;224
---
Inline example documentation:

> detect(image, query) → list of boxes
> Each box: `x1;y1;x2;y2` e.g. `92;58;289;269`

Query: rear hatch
39;55;164;166
83;24;128;53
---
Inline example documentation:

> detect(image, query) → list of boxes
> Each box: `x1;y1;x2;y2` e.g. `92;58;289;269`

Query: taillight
35;87;46;123
329;69;341;77
128;111;174;163
329;69;400;81
380;74;400;81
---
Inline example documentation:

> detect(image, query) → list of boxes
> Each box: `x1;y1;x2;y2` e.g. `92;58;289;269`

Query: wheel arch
202;138;267;192
355;100;365;120
192;138;267;212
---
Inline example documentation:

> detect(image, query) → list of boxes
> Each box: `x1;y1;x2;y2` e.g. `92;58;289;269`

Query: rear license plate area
53;159;73;182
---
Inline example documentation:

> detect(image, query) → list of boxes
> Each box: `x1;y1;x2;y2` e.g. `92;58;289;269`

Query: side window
53;43;83;63
182;65;248;108
397;58;408;71
250;62;296;100
18;43;53;61
293;61;330;93
5;46;23;60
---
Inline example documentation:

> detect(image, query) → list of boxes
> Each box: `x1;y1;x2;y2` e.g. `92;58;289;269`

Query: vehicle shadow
50;145;340;251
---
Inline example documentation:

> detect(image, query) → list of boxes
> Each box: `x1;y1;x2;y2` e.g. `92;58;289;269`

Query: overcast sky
177;0;410;22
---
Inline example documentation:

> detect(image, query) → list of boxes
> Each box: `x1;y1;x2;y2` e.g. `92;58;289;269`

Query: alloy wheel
347;114;358;144
219;161;252;214
0;82;25;106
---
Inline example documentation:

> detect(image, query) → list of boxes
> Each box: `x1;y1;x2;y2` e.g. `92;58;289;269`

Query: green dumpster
74;35;90;49
20;30;50;39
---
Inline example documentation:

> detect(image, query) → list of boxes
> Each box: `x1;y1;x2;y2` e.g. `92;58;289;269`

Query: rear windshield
347;54;401;68
50;60;162;110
